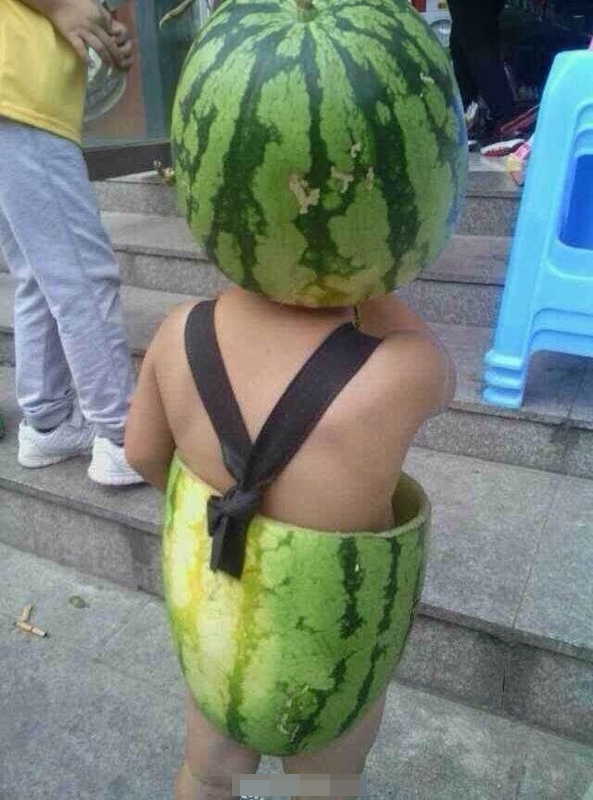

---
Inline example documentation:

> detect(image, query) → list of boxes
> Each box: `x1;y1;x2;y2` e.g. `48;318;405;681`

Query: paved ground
1;541;593;800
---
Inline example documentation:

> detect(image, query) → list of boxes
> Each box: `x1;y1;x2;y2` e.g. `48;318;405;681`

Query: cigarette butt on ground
16;620;47;637
19;604;33;623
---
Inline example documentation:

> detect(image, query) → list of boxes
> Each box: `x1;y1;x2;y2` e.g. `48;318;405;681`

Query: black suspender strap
185;300;252;480
185;301;382;579
241;323;381;489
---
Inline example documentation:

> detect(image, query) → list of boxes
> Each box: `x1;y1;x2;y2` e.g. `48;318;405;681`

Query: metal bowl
84;47;127;123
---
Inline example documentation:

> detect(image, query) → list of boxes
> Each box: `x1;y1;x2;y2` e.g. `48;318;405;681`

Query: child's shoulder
144;299;199;366
379;330;455;421
356;295;456;420
154;298;200;337
164;299;199;325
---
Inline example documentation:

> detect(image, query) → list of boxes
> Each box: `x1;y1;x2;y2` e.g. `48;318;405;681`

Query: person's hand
45;0;120;66
110;18;134;72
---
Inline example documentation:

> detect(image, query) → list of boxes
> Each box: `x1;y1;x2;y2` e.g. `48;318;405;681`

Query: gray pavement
1;541;593;800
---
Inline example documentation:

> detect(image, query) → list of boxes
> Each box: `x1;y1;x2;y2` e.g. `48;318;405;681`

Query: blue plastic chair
483;50;593;409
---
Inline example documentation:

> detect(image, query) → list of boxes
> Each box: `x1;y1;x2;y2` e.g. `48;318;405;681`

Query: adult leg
282;688;387;800
0;201;74;430
447;0;514;124
449;14;478;108
177;691;261;800
0;118;135;444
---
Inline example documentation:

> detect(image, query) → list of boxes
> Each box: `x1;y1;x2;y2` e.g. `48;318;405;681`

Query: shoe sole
499;104;539;137
480;138;525;158
464;107;479;133
18;449;92;468
87;465;145;487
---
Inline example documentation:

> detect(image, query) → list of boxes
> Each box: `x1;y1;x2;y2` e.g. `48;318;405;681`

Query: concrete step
1;274;591;478
92;164;521;238
401;232;508;327
2;539;592;800
93;170;180;217
104;212;511;328
0;211;509;328
1;366;592;748
461;165;522;237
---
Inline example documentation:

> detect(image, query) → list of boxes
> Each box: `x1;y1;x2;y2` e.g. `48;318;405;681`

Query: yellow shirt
0;0;86;144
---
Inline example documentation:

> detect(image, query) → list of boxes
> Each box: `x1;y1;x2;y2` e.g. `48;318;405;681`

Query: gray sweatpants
0;118;134;442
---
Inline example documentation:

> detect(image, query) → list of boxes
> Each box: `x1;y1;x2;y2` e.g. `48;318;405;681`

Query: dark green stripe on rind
290;29;367;283
205;26;295;292
283;655;351;751
401;526;428;652
331;11;460;172
377;536;402;636
326;33;419;291
172;3;289;203
338;538;365;639
173;14;284;215
337;536;401;734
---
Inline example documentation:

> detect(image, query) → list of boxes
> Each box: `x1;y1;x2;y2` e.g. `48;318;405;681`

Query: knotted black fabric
185;300;382;579
206;484;262;578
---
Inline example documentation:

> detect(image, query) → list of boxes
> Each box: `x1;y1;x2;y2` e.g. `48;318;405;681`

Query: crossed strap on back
185;300;382;579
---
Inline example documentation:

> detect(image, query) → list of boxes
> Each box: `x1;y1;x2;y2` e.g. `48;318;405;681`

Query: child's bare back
126;286;454;534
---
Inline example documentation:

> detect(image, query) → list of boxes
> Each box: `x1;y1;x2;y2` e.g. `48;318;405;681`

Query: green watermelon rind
171;0;467;307
162;455;430;755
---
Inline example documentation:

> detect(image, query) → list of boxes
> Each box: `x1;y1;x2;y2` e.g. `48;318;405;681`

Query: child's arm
358;293;457;417
125;336;175;492
20;0;127;67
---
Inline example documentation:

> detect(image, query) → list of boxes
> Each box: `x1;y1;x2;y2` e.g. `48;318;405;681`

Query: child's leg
177;690;260;800
0;118;135;444
281;688;387;800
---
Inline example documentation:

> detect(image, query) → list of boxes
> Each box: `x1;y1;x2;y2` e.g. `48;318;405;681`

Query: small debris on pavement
69;595;89;609
154;159;176;185
16;621;47;637
14;604;47;637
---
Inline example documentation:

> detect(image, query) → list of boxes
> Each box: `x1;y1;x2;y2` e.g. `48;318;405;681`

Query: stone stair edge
2;454;591;670
422;600;593;666
92;170;520;238
0;274;591;436
100;211;511;287
97;168;523;200
0;220;511;287
0;469;158;537
1;362;592;669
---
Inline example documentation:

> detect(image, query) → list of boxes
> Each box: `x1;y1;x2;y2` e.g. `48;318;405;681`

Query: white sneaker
464;100;480;132
87;436;145;486
18;414;94;468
